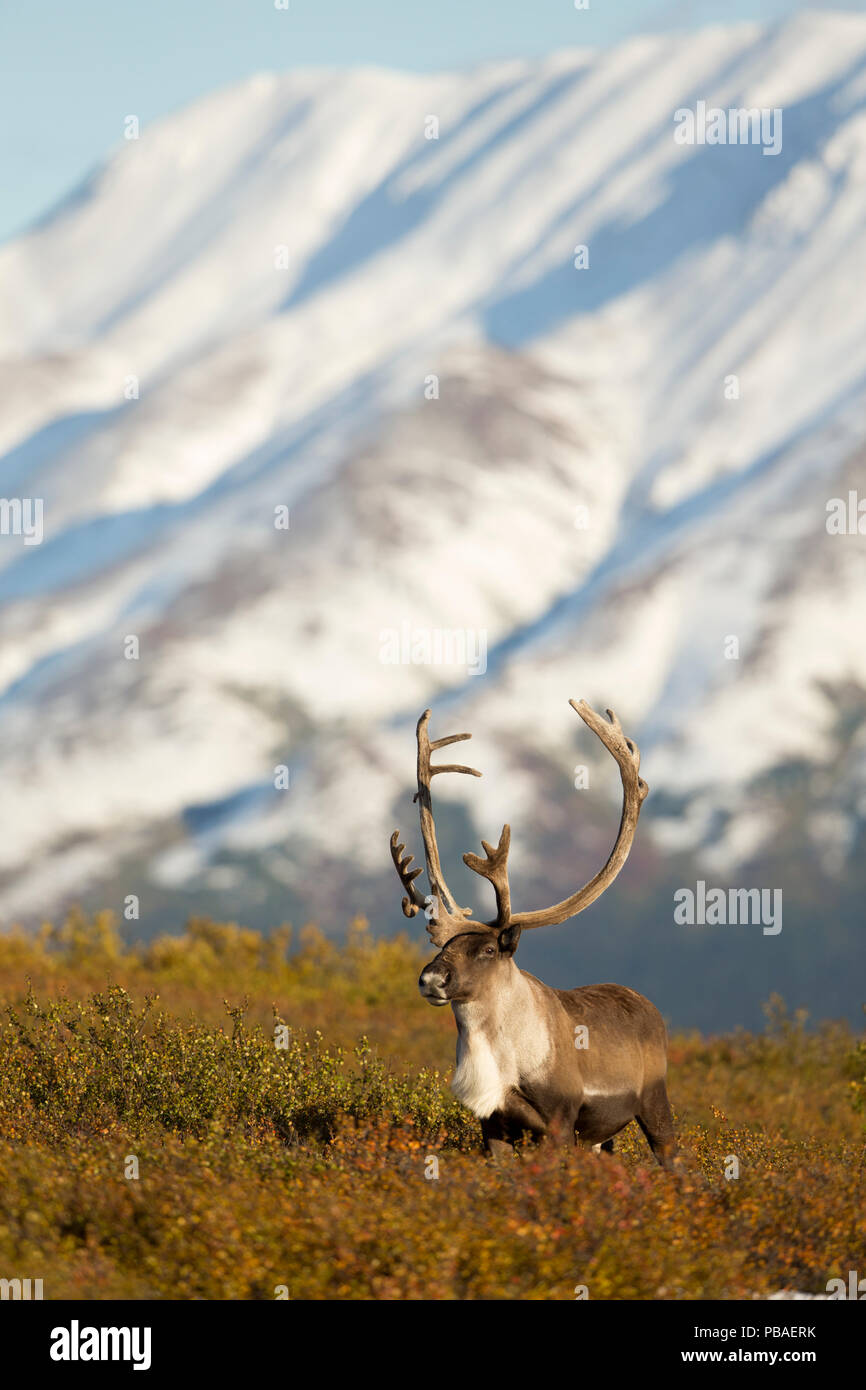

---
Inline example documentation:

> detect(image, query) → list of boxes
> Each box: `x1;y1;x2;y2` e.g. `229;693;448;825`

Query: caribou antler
508;700;648;930
389;831;426;918
463;824;512;929
390;699;648;945
390;709;479;946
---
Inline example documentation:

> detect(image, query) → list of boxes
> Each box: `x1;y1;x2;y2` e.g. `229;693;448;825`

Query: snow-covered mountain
0;12;864;1019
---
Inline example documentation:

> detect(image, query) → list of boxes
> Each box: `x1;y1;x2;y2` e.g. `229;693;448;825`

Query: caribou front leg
482;1093;550;1158
480;1115;515;1161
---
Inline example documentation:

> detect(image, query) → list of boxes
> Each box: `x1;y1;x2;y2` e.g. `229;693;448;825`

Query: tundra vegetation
0;911;862;1300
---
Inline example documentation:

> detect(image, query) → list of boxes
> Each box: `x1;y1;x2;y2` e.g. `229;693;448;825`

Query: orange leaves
0;1113;862;1299
0;918;863;1299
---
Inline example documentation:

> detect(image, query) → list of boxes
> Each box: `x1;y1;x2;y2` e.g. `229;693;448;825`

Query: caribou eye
483;945;495;955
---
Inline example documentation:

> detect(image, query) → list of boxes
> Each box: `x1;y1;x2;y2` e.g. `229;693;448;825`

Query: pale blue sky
0;1;856;243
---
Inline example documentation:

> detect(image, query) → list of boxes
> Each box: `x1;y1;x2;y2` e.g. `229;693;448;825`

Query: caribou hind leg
636;1079;678;1171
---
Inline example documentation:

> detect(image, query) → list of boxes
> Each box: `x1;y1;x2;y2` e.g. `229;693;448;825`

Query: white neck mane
451;968;552;1118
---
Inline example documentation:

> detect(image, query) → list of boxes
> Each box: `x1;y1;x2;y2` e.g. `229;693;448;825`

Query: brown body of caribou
390;699;677;1168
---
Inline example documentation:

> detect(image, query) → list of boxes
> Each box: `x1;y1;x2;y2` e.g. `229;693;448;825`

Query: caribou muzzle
418;963;451;1005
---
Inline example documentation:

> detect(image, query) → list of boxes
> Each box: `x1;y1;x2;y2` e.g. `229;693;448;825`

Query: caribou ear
497;923;522;957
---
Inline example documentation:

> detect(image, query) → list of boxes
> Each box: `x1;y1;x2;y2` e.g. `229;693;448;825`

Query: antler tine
426;762;482;779
510;698;649;931
568;699;648;802
430;731;472;749
389;829;426;918
463;823;512;929
415;717;481;789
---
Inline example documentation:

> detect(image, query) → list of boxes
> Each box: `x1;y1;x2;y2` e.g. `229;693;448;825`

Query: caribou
389;699;677;1167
